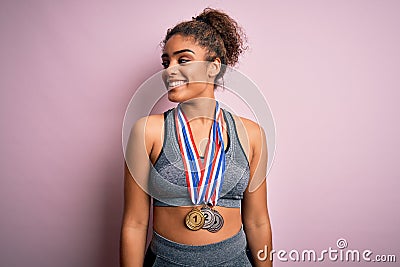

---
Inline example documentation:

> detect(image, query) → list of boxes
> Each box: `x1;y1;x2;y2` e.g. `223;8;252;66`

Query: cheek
183;67;209;83
161;70;168;87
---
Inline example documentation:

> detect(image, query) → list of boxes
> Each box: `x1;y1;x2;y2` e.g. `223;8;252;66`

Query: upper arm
241;121;270;227
234;116;268;192
122;117;155;228
248;124;268;193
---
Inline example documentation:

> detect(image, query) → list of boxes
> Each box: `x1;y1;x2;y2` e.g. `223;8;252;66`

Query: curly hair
162;8;248;80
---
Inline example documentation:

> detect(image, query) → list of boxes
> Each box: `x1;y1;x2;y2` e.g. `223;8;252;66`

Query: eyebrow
161;49;195;58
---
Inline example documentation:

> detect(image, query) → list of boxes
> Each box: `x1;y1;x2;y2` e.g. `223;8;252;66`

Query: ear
207;58;222;78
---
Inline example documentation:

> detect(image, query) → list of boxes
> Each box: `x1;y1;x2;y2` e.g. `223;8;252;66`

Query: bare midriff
153;205;242;245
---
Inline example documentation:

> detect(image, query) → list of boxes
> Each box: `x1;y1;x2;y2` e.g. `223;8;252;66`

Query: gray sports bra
148;108;250;208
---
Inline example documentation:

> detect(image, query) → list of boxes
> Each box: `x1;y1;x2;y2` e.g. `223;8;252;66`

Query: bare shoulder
230;114;266;145
238;116;263;132
130;113;165;153
228;113;266;163
132;113;164;135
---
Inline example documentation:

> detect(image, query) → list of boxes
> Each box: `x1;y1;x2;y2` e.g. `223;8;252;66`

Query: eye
178;58;190;65
161;61;169;69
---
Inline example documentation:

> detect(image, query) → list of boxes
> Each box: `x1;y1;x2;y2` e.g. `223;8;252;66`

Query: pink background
1;1;399;266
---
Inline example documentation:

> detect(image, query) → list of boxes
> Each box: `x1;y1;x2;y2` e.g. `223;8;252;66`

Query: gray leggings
144;226;254;266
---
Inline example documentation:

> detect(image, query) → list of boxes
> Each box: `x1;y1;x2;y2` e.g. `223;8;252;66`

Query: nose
162;64;179;85
165;63;179;76
162;63;178;88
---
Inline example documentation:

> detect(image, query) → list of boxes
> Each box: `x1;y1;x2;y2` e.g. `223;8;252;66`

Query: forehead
163;34;207;56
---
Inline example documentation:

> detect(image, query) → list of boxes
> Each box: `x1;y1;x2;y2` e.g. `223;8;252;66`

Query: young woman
121;8;272;267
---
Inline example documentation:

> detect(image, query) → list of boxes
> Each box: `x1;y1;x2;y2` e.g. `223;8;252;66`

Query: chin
167;96;179;103
167;87;194;103
167;91;182;103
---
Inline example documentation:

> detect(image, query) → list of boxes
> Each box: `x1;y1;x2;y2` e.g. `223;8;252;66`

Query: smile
168;80;187;89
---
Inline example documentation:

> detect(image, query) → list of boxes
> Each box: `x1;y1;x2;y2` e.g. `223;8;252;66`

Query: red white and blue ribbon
175;101;226;206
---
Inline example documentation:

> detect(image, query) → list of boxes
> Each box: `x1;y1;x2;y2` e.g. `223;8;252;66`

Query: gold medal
185;207;205;231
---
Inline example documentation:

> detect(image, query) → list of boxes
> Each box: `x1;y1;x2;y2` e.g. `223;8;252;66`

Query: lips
168;80;187;89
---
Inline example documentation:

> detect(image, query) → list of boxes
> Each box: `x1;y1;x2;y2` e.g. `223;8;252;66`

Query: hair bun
194;8;247;66
192;16;204;22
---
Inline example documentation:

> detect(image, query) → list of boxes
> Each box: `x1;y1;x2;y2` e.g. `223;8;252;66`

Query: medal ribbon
175;101;226;206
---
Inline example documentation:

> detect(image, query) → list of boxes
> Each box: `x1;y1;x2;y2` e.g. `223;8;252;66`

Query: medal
185;207;205;231
207;209;224;233
176;101;227;233
201;205;215;229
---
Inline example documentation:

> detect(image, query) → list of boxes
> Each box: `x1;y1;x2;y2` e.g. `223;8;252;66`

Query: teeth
168;80;186;88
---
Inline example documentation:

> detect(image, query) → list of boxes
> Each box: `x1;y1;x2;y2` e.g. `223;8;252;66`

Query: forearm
244;223;273;267
120;225;149;267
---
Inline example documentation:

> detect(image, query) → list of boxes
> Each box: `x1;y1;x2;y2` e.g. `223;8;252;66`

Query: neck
179;97;217;125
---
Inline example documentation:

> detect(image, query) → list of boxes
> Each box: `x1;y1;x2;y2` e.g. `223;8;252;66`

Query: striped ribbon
175;101;226;206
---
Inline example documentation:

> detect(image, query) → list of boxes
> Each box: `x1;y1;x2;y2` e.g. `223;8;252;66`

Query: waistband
150;226;247;266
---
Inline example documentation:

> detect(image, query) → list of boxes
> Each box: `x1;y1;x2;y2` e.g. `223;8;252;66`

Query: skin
120;34;273;267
